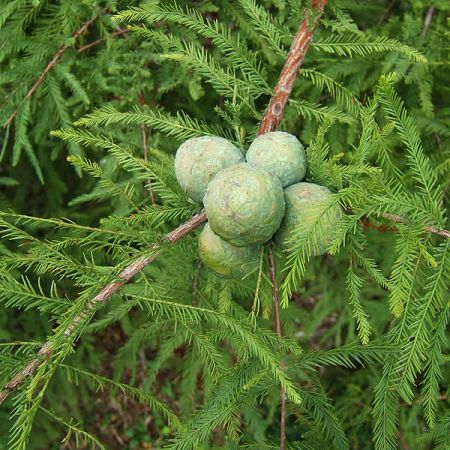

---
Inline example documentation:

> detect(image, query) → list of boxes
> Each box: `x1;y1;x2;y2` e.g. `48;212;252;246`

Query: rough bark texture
257;0;328;135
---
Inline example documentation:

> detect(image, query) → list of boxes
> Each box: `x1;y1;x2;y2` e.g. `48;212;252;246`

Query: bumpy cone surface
246;131;307;188
204;163;285;246
276;182;342;255
199;223;260;278
175;136;244;202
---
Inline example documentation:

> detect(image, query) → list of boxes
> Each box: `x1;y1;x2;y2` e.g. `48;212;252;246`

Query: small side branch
268;249;286;450
381;212;450;239
77;28;129;52
141;124;155;205
5;15;99;127
0;211;206;405
359;213;450;239
421;6;435;38
268;250;282;338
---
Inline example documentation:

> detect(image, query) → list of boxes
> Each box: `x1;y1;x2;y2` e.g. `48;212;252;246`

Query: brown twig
421;6;435;38
351;207;450;240
258;0;328;135
268;249;286;450
77;28;129;52
377;0;397;26
360;217;398;234
268;251;282;339
380;213;450;239
5;15;99;127
141;124;155;205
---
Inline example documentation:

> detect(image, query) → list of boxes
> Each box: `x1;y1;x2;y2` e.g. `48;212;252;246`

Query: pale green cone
276;182;342;255
204;163;285;246
199;223;260;278
246;131;307;188
175;135;244;202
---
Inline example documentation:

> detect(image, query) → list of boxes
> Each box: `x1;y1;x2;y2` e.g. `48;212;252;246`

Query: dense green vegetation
0;1;448;449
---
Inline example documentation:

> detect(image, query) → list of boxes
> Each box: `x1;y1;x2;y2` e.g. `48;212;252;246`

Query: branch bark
358;213;450;239
258;0;328;134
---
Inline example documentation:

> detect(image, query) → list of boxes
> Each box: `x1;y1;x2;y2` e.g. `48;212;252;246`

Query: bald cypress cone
204;163;285;246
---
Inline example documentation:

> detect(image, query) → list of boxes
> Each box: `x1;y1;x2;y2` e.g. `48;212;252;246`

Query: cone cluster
175;132;341;278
